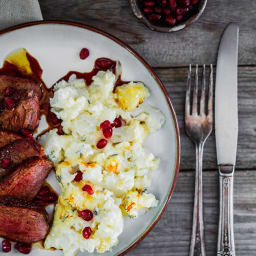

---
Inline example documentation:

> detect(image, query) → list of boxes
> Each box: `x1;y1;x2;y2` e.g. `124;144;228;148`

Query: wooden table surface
38;1;256;255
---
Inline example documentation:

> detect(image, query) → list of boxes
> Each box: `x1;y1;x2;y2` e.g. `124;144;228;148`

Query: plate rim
0;20;180;256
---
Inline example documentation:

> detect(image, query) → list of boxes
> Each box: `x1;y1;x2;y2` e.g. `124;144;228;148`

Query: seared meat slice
0;138;40;178
0;130;22;148
0;90;40;132
0;75;42;100
0;197;49;243
0;157;52;200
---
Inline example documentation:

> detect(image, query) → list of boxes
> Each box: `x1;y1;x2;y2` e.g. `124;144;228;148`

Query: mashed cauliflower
40;68;165;256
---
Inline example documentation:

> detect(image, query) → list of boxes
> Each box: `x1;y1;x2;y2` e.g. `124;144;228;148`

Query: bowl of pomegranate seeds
130;0;207;32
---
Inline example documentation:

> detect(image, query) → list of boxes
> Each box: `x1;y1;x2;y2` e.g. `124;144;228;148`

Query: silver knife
215;23;239;256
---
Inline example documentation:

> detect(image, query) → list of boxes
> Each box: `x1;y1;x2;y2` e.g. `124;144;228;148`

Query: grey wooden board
39;0;256;67
128;171;256;256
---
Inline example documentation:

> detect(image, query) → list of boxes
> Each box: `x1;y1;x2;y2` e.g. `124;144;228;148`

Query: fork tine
208;64;213;118
185;65;192;117
200;65;206;115
192;65;198;115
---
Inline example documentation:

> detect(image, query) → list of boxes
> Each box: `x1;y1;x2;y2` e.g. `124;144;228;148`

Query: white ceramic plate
0;21;180;256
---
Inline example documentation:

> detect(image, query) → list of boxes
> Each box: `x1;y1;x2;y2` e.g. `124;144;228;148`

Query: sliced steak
0;91;40;132
0;130;22;148
0;197;49;243
0;75;42;101
0;157;52;200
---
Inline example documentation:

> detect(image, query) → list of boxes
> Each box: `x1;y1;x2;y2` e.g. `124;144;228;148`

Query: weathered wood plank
38;0;256;67
154;66;256;170
128;170;256;255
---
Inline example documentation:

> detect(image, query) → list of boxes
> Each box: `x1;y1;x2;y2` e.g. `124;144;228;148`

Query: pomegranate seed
178;0;190;6
1;158;11;169
143;7;153;14
103;127;113;139
2;239;11;253
82;226;92;239
4;97;15;110
78;209;93;221
74;170;83;182
191;0;199;4
188;4;194;10
38;186;50;196
95;58;115;70
100;120;111;131
154;7;162;13
5;87;15;96
112;117;122;128
96;139;107;149
161;0;167;5
148;14;161;21
49;112;61;125
163;8;171;15
176;7;189;15
166;15;176;25
21;128;33;138
79;48;90;60
144;0;156;7
57;125;65;135
176;15;183;21
82;184;94;195
15;243;31;254
169;0;177;11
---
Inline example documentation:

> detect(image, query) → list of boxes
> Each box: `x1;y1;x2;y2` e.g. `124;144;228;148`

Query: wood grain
128;171;256;256
38;0;256;67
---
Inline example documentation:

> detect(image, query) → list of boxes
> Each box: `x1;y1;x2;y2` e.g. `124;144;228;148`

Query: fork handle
189;143;206;256
217;165;235;256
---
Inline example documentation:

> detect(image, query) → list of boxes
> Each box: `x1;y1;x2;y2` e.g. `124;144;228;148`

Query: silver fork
185;64;213;256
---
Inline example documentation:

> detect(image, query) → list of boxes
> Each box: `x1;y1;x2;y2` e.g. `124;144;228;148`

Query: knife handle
217;165;235;256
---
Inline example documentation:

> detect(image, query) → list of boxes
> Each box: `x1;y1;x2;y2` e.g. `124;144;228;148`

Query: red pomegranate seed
143;7;153;14
148;14;161;21
169;0;177;11
82;227;92;239
5;87;15;96
103;127;113;139
112;117;122;128
74;170;83;182
4;97;15;110
100;120;111;131
176;15;183;21
79;48;90;60
57;125;65;135
163;8;171;15
96;139;107;149
95;58;115;70
2;239;11;253
1;158;11;169
82;184;94;195
176;7;189;15
154;7;162;14
78;209;93;221
15;243;31;254
21;128;33;138
144;0;156;7
178;0;190;6
166;15;176;25
191;0;199;4
161;0;167;5
38;186;50;196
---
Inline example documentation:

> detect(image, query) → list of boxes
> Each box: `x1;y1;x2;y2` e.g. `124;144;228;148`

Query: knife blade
215;23;239;166
215;23;239;256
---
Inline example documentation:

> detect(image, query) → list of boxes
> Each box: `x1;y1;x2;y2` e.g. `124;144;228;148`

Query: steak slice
0;130;22;148
0;197;49;243
0;157;52;200
0;75;42;101
0;90;40;132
